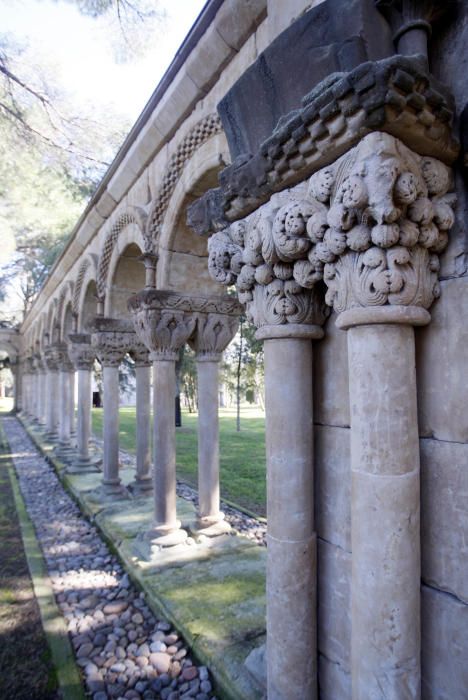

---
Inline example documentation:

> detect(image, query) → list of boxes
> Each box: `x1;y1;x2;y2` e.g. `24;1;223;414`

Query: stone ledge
188;55;459;234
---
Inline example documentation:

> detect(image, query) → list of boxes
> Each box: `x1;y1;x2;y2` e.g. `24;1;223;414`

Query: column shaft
69;371;76;437
102;365;121;491
46;370;59;437
58;370;71;444
264;338;317;700
197;359;221;521
152;359;181;535
134;364;152;491
76;368;92;461
348;323;420;699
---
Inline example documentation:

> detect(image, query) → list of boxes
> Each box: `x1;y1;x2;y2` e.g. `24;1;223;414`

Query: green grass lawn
92;405;267;516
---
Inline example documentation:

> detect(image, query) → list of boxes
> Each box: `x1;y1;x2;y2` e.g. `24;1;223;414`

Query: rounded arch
46;299;59;343
97;209;147;303
57;281;74;340
104;224;146;318
157;131;230;294
73;254;98;318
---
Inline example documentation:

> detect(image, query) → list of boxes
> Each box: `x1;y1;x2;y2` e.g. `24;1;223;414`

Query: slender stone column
101;362;122;494
69;370;76;440
261;325;322;700
130;290;198;547
43;347;60;440
130;357;152;495
336;308;426;698
190;311;240;535
196;213;328;699
68;334;99;472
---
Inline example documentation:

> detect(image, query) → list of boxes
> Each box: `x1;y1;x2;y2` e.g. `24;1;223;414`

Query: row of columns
19;304;241;546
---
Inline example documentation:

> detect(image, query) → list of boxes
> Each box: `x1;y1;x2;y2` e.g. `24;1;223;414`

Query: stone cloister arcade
5;0;468;698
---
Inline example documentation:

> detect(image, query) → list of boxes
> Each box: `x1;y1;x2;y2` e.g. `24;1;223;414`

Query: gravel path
3;416;218;700
93;437;267;547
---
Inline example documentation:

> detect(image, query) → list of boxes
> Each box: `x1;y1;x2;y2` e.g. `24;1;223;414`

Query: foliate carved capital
208;132;455;324
128;289;240;361
43;345;60;372
190;313;240;361
90;318;144;367
68;333;96;370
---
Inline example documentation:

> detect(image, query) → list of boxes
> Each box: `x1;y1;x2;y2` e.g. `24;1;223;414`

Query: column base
67;455;102;474
147;521;188;548
102;478;128;496
195;512;231;537
128;477;153;497
43;430;59;443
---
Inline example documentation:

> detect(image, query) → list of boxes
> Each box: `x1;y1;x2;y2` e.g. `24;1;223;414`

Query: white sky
2;0;207;121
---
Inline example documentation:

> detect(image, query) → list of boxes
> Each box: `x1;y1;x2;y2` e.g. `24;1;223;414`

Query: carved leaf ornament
208;133;455;321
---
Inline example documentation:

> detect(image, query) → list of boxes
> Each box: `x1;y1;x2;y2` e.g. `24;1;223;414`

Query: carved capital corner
68;333;96;370
190;313;240;361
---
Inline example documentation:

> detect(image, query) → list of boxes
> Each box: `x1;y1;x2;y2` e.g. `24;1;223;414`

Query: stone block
267;0;323;42
315;425;351;551
317;538;351;671
163;251;225;295
217;0;393;159
420;438;468;604
318;653;351;700
314;311;349;427
152;70;201;141
107;151;140;203
416;276;468;442
95;190;118;220
422;585;468;699
185;24;235;93
216;0;266;51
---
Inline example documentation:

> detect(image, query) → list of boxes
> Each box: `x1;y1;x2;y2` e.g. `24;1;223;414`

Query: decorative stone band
128;289;243;361
207;132;456;324
187;55;459;235
90;318;148;367
67;333;96;370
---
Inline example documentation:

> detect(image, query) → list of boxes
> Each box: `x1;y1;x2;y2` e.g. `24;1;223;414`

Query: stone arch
96;209;147;303
73;254;98;318
145;113;223;251
157;130;230;294
57;281;74;340
46;299;59;343
104;225;146;318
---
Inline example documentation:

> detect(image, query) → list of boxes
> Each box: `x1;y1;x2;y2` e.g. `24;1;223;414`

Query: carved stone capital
68;333;96;370
208;132;455;328
90;317;144;367
43;345;60;372
190;313;240;361
129;290;197;361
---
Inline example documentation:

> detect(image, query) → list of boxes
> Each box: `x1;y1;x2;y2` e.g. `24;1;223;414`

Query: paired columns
205;131;456;699
129;290;241;547
68;334;99;472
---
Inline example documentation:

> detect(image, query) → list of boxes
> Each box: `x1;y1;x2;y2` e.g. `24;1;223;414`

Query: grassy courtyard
92;405;267;516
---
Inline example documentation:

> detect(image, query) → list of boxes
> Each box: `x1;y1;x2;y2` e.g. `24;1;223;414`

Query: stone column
204;208;330;700
190;311;240;535
91;320;138;497
55;347;75;457
68;334;99;473
129;348;152;495
69;370;76;440
308;133;457;698
43;346;60;441
130;290;197;547
35;358;46;427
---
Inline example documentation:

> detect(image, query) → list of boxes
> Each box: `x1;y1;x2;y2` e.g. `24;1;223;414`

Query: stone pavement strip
4;415;267;700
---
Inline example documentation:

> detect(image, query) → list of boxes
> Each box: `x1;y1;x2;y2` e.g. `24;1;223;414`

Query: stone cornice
188;55;459;235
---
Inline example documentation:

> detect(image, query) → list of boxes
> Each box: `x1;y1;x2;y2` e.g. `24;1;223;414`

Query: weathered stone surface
317;538;351;671
314;312;349;428
416;276;468;442
218;0;394;159
318;653;351;700
422;585;468;699
420;437;468;603
315;425;351;552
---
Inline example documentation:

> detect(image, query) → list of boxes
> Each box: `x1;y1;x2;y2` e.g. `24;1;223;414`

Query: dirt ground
0;419;59;700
